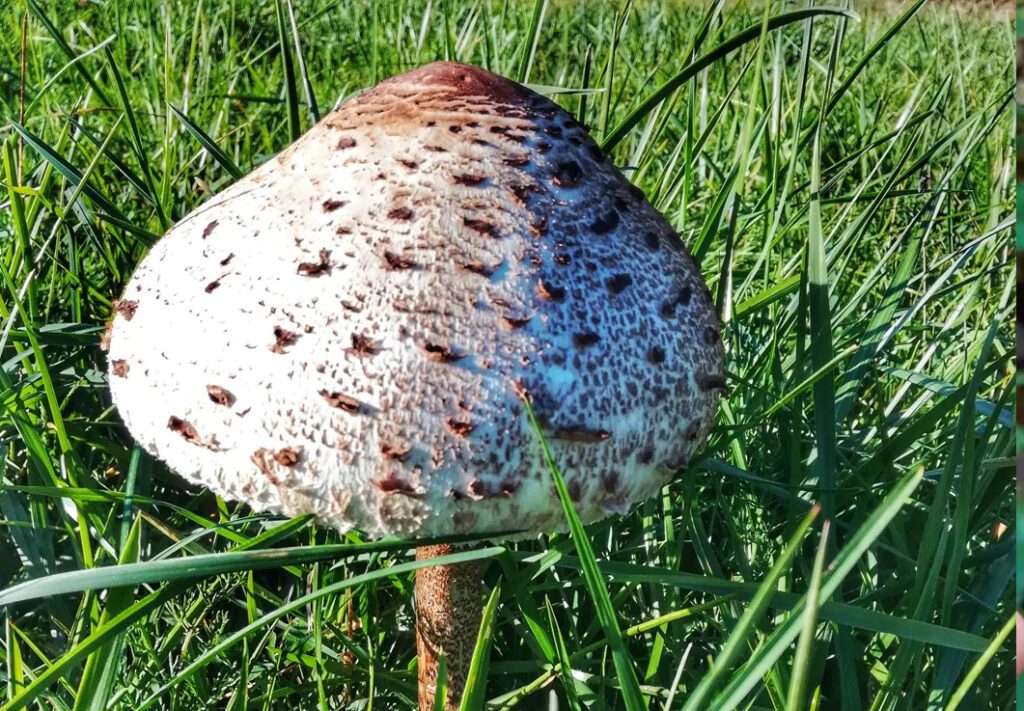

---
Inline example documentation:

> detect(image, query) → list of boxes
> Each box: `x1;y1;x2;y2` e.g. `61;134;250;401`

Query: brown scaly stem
415;544;482;711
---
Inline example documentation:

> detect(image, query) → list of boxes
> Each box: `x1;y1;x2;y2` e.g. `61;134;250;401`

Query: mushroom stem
415;544;483;711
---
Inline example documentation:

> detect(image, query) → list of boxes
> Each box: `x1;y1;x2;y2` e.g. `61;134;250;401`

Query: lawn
0;1;1016;709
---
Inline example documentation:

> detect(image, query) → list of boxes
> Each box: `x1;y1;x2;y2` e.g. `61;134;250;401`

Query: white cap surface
108;62;725;538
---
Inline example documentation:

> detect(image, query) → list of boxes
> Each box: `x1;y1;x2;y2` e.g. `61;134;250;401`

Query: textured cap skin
107;61;725;539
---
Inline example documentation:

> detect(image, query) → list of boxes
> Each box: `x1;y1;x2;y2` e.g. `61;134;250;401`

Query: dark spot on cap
664;451;689;470
703;325;720;345
685;419;702;442
453;173;486;186
463;217;496;236
644;232;660;250
274;447;300;467
552;160;582;187
298;249;332;276
167;416;201;444
537;280;565;301
501;315;531;329
606;273;632;294
601;470;620;493
207;384;234;406
204;280;221;293
373;472;420;496
113;299;138;320
349;333;379;357
588;144;605;163
449;125;462;133
381;441;412;462
468;479;484;497
336;136;356;149
552;426;610;442
573;331;600;348
388;207;413;221
460;259;497;277
648;346;666;364
202;220;219;238
553;253;571;265
336;225;352;235
320;390;362;413
590;209;620;234
529;215;548;236
398;158;419;169
504;155;530;168
639;445;655;464
446;418;473;436
661;285;693;318
697;373;729;395
567;480;582;502
271;326;297;353
111;359;129;377
219;253;234;266
424;144;447;152
383;251;415;270
322;199;345;212
423;342;465;363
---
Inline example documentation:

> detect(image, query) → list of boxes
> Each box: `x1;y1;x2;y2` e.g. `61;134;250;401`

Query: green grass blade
459;583;501;711
523;398;647;711
681;505;820;710
601;7;854;151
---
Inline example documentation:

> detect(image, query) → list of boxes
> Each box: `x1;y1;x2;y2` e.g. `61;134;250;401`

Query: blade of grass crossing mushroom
709;467;925;709
168;105;244;180
458;584;500;711
522;398;646;711
785;520;830;711
132;547;503;711
680;505;820;711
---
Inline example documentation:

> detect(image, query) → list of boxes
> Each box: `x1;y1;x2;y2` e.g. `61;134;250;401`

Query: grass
0;0;1015;708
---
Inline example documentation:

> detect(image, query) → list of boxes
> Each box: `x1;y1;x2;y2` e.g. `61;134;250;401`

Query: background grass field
0;1;1016;709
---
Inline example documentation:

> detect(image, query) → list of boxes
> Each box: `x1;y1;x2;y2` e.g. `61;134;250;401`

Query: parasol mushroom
107;61;725;710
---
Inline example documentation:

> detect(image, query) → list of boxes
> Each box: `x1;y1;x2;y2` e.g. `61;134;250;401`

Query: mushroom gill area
106;61;724;539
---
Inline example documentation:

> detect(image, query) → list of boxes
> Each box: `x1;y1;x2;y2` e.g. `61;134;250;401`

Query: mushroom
107;61;724;710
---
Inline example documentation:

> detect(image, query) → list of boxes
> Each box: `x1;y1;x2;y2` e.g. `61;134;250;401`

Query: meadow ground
0;1;1016;709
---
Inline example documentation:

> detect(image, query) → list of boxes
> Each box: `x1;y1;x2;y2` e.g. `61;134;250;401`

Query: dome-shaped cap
107;61;725;538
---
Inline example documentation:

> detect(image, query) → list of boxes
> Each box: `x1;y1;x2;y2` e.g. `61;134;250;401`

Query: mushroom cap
108;61;725;539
